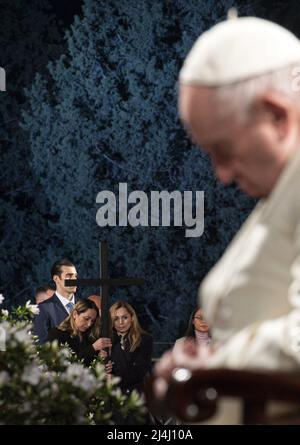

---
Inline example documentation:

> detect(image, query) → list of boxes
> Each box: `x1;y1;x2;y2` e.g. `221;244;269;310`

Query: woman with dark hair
109;300;153;395
183;307;211;347
47;299;112;366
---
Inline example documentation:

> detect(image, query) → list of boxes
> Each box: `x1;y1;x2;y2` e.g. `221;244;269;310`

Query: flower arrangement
0;295;145;424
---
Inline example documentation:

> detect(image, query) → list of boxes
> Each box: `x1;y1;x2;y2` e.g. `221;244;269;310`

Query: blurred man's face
87;295;101;315
36;292;52;305
179;85;293;198
53;265;77;298
46;288;55;298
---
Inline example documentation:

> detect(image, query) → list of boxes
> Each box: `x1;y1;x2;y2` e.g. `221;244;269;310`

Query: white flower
111;386;123;399
19;402;32;413
0;321;10;342
64;364;97;393
21;364;41;385
1;309;8;317
14;328;31;343
109;375;121;386
25;300;40;315
51;382;59;394
65;363;85;378
93;362;106;381
0;371;9;386
0;294;4;305
39;388;50;398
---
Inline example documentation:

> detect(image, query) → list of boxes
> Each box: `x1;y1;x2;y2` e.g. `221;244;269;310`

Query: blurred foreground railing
145;368;300;425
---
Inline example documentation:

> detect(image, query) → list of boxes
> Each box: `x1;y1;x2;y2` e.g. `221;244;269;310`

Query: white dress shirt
56;291;75;314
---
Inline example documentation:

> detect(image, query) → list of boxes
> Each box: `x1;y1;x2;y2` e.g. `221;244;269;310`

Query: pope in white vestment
154;16;300;413
153;15;300;423
200;146;300;370
178;15;300;372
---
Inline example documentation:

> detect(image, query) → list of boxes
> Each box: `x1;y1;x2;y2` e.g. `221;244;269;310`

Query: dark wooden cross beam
65;241;144;338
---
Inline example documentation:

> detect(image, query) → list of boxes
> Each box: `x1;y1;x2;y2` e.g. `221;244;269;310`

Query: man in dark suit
33;259;80;344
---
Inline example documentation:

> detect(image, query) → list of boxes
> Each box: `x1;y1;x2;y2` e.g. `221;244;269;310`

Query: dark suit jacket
33;294;80;344
110;330;153;394
47;327;97;366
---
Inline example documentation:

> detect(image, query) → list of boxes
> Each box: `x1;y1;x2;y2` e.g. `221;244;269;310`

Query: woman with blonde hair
109;300;153;394
47;299;111;366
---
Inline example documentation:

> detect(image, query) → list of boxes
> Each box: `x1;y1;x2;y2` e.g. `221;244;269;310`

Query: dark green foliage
19;0;257;352
0;0;65;304
10;0;300;350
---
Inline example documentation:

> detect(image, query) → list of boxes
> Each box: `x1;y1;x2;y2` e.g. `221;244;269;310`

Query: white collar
56;291;75;307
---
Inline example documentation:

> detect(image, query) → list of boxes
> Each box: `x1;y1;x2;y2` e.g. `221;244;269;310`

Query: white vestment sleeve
207;238;300;370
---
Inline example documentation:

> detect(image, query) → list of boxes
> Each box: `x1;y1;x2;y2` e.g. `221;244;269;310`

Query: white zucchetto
179;16;300;86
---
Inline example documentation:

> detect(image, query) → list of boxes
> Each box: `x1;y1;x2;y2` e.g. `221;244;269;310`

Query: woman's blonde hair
58;299;100;340
109;301;146;352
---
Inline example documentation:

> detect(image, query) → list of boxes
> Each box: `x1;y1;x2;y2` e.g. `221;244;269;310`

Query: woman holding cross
47;299;112;366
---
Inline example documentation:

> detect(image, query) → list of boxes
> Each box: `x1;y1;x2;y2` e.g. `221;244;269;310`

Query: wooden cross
65;241;144;337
